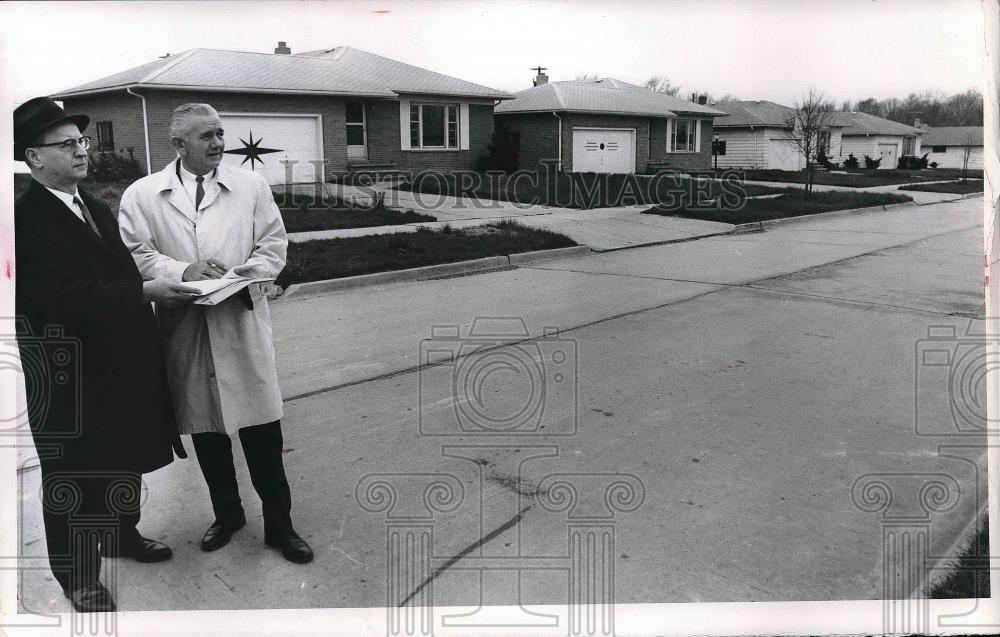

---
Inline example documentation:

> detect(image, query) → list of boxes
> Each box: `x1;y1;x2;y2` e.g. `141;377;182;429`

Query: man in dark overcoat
14;97;197;613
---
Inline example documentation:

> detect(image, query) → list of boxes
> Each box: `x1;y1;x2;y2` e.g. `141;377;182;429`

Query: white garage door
767;139;804;171
572;128;635;173
218;113;323;185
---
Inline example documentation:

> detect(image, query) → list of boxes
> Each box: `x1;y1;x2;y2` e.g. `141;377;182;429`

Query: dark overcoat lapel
15;179;182;473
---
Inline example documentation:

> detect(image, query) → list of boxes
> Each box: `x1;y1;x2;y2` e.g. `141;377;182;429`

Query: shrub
929;161;939;169
897;153;930;170
843;153;859;169
863;155;882;169
87;147;145;183
477;121;519;172
817;149;836;169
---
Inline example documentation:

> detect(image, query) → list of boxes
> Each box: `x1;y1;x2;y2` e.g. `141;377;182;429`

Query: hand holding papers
182;276;275;305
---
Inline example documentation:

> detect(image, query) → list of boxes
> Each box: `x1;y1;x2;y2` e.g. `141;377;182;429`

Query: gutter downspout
552;112;562;171
126;87;152;175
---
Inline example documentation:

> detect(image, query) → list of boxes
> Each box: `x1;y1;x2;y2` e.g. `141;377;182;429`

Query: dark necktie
73;195;102;239
195;176;205;210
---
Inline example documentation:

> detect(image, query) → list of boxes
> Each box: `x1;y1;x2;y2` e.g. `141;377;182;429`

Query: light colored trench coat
119;160;287;435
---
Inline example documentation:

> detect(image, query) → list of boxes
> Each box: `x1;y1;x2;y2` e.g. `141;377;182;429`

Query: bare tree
643;75;681;96
784;88;836;197
961;128;976;182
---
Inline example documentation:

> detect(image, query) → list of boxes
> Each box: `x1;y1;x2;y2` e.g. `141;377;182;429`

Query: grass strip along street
740;168;983;188
643;191;913;224
279;206;435;233
898;180;984;194
276;220;577;287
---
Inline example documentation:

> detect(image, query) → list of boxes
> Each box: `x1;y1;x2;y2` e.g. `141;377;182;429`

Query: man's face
177;112;225;175
29;122;89;185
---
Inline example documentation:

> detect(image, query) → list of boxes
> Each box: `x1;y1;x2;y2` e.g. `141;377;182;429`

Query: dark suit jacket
15;179;184;473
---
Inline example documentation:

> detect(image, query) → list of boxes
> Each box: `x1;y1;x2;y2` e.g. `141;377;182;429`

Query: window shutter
399;100;411;151
695;120;702;153
460;104;470;150
665;119;673;153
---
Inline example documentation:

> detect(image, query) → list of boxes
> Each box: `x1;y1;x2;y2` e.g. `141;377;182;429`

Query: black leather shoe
102;535;173;563
200;513;246;552
64;582;116;613
264;528;314;564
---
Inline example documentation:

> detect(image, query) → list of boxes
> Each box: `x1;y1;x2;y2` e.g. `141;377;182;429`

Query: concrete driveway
16;197;986;614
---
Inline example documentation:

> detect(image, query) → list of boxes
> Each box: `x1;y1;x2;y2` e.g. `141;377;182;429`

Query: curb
730;201;917;233
279;245;592;300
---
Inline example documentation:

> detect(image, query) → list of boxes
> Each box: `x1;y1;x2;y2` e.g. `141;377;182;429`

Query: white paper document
184;277;275;306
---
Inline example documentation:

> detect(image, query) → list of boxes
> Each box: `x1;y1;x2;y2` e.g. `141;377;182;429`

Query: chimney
274;41;291;55
533;73;548;86
698;94;708;105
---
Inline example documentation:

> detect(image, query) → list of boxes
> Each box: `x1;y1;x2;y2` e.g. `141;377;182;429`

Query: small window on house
932;145;946;153
96;121;114;152
409;103;459;149
670;119;696;152
346;103;366;146
902;136;916;155
713;140;727;156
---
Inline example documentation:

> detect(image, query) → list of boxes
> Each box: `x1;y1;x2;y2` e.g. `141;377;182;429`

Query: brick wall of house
648;117;714;171
62;93;150;172
494;112;561;173
365;100;494;174
63;90;494;181
64;89;348;180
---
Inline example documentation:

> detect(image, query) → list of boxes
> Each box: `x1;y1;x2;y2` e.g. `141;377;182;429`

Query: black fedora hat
14;96;90;161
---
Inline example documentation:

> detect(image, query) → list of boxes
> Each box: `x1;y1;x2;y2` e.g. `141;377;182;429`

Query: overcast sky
0;0;987;109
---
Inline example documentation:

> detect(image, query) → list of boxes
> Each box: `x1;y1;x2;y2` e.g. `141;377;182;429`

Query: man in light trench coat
118;103;313;564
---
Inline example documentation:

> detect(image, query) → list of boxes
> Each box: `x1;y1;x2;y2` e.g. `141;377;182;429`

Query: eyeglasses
29;136;92;152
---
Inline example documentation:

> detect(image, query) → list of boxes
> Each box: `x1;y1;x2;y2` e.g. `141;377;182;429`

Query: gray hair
169;103;218;141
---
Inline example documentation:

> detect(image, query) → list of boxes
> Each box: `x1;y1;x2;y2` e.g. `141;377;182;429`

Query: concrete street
16;196;987;613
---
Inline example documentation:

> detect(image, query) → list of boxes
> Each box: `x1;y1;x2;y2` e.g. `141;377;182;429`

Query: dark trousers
191;420;292;536
38;467;141;593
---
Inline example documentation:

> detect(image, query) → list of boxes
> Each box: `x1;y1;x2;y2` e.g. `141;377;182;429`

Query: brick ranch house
50;43;513;184
917;126;983;170
494;72;726;174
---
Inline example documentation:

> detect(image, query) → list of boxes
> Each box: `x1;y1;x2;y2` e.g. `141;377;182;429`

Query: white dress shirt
176;161;219;211
43;185;85;223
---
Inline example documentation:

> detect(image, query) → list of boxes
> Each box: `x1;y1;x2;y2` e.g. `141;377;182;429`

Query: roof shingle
919;126;984;146
51;47;511;100
495;78;726;117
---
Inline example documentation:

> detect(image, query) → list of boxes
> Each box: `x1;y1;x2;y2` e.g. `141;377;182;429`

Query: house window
346;103;366;146
96;121;114;152
818;130;831;154
712;139;726;156
932;145;947;153
670;118;696;152
902;136;916;155
409;103;459;149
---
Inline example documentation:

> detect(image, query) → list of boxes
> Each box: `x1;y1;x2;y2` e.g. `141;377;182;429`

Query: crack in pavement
398;504;531;608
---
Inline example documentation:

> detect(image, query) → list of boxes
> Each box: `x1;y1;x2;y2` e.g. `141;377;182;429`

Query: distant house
711;100;844;171
918;126;983;170
50;43;513;184
830;112;923;169
493;72;726;174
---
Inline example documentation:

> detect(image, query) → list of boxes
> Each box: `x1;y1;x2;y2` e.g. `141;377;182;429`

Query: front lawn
643;191;913;224
280;207;435;233
397;171;794;210
898;180;984;194
929;518;990;598
277;220;577;287
740;168;984;188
